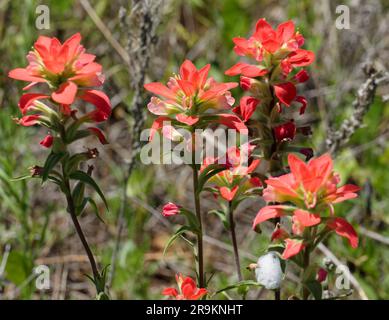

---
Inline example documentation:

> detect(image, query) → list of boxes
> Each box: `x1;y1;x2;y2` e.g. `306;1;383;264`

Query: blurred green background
0;0;388;299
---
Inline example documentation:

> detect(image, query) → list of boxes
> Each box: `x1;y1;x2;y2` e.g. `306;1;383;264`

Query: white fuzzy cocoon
255;252;283;290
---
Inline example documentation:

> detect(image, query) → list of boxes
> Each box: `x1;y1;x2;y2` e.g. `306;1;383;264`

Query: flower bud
255;252;283;290
293;70;309;83
40;134;54;148
240;76;254;91
317;268;328;283
30;165;44;177
162;202;181;217
274;121;296;142
299;148;314;161
85;148;99;159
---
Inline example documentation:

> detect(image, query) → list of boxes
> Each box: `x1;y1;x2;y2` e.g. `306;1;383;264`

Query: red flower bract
162;274;207;300
263;153;360;208
144;60;247;141
274;121;296;142
225;19;314;78
8;33;104;105
202;143;261;202
253;154;360;259
144;60;237;121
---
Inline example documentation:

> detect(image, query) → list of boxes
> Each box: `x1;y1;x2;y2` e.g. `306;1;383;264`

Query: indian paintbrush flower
162;274;208;300
9;33;111;299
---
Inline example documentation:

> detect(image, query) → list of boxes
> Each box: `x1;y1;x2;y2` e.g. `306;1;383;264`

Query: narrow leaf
69;170;108;210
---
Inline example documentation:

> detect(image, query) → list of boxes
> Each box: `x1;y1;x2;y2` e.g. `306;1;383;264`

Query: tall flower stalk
9;33;111;299
225;18;360;300
200;143;261;282
145;60;247;290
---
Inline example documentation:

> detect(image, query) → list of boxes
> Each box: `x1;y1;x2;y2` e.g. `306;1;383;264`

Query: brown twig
108;0;164;287
326;63;388;154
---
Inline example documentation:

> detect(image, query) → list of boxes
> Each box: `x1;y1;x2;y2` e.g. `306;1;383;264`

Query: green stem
192;164;204;288
59;124;103;295
301;246;311;300
65;181;99;281
228;201;243;282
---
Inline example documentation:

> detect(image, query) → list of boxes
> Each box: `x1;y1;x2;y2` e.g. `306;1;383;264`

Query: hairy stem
65;187;99;280
59;124;102;295
301;247;311;300
228;201;243;282
190;134;205;288
192;165;204;288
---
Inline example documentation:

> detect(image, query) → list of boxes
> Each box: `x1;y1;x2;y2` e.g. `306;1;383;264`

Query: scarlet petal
144;82;176;100
18;115;41;126
288;153;309;185
179;60;197;79
177;79;196;96
162;287;178;297
51;81;78;105
253;205;287;229
181;278;196;298
79;89;112;122
234;96;259;122
295;96;307;114
274;82;296;106
225;62;266;77
271;227;290;241
197;64;211;88
217;114;247;133
161;125;182;141
293;209;321;227
190;288;208;300
262;39;281;53
61;33;82;59
254;18;274;42
87;127;109;144
276;20;295;43
8;68;45;83
294;70;309;83
39;135;54;148
149;116;170;141
289;49;315;67
18;93;49;114
282;239;305;259
34;35;52;57
176;114;199;126
232;37;251;56
220;186;239;201
327;217;358;248
241;65;268;77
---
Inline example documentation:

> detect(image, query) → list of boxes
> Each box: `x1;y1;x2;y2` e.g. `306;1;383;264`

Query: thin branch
326;63;388;155
359;227;389;246
108;0;164;287
79;0;129;64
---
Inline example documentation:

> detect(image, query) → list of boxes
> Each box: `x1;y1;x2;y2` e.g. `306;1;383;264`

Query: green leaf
215;280;262;295
10;174;32;181
69;170;108;210
209;209;229;229
197;164;226;193
163;225;192;256
42;151;67;182
72;181;85;206
87;197;105;223
303;280;323;300
74;197;88;216
180;208;200;233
